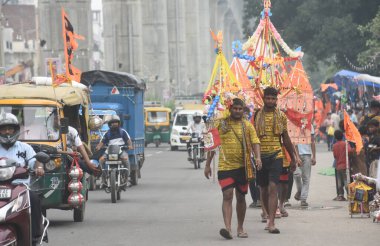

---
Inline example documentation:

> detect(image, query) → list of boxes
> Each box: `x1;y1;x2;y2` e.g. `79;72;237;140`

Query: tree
242;0;379;73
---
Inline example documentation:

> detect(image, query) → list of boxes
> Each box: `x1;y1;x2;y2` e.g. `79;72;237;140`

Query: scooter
0;152;50;246
102;145;129;203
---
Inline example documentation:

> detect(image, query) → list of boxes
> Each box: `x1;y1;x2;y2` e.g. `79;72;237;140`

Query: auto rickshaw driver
47;111;101;176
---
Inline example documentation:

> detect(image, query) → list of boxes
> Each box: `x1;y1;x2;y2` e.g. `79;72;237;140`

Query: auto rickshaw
144;107;172;147
0;77;95;222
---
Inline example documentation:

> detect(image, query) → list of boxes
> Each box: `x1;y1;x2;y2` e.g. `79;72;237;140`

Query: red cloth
285;108;313;130
333;141;353;170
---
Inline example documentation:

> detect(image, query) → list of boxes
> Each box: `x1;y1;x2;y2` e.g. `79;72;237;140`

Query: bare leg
278;183;288;210
260;186;269;220
222;188;234;232
235;191;246;233
267;181;278;229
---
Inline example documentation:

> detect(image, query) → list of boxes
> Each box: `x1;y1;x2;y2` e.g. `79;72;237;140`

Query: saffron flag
344;110;363;154
61;8;84;82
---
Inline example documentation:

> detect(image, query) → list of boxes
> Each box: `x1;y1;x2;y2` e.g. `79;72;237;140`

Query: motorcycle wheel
130;169;138;185
110;169;117;203
73;202;85;222
193;147;198;169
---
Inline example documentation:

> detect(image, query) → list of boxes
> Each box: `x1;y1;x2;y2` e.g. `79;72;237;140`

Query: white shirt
47;126;82;149
0;141;36;184
189;122;206;135
297;125;315;155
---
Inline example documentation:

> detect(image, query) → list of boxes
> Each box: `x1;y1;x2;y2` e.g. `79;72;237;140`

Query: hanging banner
61;8;85;82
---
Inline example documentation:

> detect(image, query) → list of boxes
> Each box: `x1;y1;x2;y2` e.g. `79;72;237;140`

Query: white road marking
156;151;162;154
146;154;152;157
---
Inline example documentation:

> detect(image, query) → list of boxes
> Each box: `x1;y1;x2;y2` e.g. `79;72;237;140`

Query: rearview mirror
35;152;50;164
60;117;69;134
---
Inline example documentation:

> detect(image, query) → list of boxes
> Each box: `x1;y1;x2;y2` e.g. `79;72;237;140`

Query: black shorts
218;168;248;195
256;158;283;187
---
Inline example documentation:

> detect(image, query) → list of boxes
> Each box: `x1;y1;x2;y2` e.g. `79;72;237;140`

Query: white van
170;109;203;151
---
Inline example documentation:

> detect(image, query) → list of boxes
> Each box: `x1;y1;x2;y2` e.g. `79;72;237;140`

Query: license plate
0;189;11;199
192;138;198;142
106;161;122;165
181;136;191;141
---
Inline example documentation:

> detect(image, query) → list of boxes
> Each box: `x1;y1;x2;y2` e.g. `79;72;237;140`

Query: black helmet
0;113;21;148
107;115;121;127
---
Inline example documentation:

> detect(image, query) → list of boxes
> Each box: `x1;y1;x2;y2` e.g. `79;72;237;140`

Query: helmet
107;115;121;127
0;113;21;147
88;115;103;130
193;112;202;119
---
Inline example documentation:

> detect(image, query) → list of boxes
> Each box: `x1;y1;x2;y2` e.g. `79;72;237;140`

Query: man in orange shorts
204;98;262;240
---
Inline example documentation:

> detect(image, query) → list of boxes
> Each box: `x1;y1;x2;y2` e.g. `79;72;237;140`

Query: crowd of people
202;87;380;240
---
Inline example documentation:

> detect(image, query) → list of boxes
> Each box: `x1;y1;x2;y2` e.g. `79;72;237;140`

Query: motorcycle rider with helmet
95;115;133;184
187;112;206;161
0;112;45;244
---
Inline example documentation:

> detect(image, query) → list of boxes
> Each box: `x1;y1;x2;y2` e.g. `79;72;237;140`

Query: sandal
261;213;268;223
280;208;289;217
237;231;248;238
219;228;233;240
275;208;282;218
268;228;280;234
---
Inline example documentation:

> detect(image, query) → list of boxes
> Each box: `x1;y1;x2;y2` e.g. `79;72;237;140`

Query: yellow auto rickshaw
144;107;172;147
0;77;95;222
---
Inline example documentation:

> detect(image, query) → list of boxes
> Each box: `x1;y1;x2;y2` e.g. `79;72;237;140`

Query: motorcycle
0;152;50;246
102;145;129;203
186;133;205;169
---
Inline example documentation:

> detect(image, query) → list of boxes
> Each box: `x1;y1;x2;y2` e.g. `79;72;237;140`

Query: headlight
45;158;62;172
108;154;119;161
0;167;16;181
171;129;179;136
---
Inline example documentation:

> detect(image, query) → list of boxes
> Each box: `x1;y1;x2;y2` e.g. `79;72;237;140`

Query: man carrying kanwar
204;98;262;240
254;87;296;234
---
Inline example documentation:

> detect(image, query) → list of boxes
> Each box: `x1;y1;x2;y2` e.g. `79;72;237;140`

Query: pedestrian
359;100;380;127
332;129;354;201
204;98;262;240
366;119;380;178
254;87;296;234
322;113;335;151
293;125;316;207
348;109;358;124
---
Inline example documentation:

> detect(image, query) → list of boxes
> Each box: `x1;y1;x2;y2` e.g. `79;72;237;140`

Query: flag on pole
49;59;72;87
343;110;363;154
61;8;85;82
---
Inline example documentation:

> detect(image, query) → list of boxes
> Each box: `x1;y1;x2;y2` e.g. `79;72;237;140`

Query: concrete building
103;0;244;101
37;0;93;77
1;4;37;82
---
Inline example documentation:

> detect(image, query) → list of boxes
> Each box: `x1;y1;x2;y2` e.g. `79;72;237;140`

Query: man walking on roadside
204;98;262;240
294;125;316;207
254;87;296;234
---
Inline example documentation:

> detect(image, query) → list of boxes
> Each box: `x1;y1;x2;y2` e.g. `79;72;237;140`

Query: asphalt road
47;143;379;246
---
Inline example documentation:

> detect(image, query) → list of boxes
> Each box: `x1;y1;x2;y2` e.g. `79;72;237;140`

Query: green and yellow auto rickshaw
0;77;94;222
144;107;171;147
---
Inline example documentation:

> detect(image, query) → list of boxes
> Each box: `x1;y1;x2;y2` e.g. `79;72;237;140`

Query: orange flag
61;8;85;82
344;110;363;154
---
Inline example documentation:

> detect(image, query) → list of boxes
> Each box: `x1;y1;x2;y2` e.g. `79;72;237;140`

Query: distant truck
81;70;146;185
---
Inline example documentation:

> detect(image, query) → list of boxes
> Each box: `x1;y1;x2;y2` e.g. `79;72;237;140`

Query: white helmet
193;112;202;118
0;113;21;147
107;115;121;127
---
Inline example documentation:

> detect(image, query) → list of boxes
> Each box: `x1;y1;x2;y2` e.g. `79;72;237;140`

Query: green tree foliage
242;0;379;71
358;8;380;73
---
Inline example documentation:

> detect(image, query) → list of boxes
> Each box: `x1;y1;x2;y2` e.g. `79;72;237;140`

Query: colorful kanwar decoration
49;59;72;88
228;0;313;143
61;8;85;82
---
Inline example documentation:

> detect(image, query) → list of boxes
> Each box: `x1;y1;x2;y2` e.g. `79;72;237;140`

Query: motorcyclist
0;112;45;244
187;112;206;161
95;115;133;185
